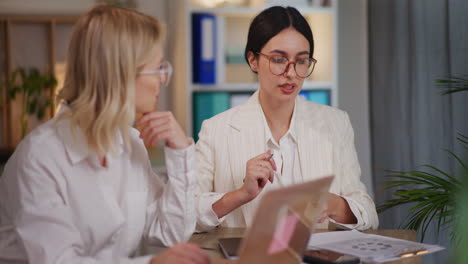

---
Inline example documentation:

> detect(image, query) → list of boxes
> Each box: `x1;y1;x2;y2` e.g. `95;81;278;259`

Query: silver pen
242;153;275;183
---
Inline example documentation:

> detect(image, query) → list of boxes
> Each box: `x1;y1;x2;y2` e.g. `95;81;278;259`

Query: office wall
0;0;170;111
336;0;373;195
0;0;166;18
0;0;96;15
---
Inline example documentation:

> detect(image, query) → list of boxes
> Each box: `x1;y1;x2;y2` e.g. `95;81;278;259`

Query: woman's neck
258;91;295;142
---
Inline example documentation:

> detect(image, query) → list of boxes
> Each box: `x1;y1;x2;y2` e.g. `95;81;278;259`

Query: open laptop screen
234;176;334;264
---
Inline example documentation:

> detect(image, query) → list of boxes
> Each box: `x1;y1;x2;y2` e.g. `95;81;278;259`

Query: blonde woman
0;5;208;264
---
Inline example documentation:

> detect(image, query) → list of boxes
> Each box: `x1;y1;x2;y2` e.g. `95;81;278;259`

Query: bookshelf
184;0;337;140
0;16;78;151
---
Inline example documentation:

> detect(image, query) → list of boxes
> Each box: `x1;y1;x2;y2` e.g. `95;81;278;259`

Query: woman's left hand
318;192;357;224
136;111;191;149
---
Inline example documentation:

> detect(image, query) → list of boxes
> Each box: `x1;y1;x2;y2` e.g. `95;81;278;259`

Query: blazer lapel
296;120;310;183
227;92;266;225
227;92;266;190
295;98;334;182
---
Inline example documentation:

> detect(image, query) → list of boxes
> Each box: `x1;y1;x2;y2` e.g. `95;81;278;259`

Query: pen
266;153;274;161
265;153;285;187
242;153;274;183
397;247;428;258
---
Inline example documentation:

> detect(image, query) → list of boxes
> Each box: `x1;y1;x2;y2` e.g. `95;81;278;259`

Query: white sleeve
5;151;153;264
143;141;198;246
195;121;227;231
334;112;379;230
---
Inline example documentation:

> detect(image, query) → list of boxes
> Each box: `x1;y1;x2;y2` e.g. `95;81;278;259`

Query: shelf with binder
187;2;337;139
192;80;333;92
189;6;333;16
191;90;256;142
190;7;334;86
191;13;217;84
191;88;332;141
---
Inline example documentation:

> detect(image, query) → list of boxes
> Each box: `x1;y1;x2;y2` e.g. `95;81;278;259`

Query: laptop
219;176;334;264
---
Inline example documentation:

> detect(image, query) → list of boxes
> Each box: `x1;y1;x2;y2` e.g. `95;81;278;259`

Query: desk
189;228;421;264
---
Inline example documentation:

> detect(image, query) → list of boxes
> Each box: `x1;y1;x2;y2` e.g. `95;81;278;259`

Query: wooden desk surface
189;228;420;264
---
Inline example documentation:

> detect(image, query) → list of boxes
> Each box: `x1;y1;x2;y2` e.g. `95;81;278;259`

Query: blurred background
0;0;467;263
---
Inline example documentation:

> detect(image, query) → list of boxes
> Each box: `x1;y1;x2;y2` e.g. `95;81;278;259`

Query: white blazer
0;112;196;264
196;91;379;231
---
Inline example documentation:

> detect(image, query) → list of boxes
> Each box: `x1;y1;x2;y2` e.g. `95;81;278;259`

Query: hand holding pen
241;151;277;201
212;151;277;219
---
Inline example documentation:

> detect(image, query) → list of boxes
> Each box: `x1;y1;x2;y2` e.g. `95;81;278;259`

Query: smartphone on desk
218;237;241;260
303;249;360;264
219;238;359;264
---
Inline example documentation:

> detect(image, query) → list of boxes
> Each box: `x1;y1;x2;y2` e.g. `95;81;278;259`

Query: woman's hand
212;151;277;219
318;193;357;224
137;111;191;149
240;151;277;201
149;243;210;264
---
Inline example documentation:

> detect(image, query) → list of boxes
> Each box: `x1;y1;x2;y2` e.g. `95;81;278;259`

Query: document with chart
308;230;444;263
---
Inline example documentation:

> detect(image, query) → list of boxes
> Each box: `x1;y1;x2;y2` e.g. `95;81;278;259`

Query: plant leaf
443;149;468;172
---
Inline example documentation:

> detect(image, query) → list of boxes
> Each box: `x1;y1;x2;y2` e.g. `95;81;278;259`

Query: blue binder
192;13;216;84
299;90;330;105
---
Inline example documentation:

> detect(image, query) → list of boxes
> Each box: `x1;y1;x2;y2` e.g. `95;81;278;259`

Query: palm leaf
457;133;468;147
437;75;468;95
443;149;468;172
418;165;460;186
378;158;461;242
454;177;468;263
457;136;468;146
383;172;442;186
382;171;456;191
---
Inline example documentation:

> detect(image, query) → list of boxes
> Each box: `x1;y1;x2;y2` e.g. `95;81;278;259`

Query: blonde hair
57;4;165;155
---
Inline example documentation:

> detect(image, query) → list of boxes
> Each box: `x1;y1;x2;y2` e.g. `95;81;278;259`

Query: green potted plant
377;75;468;261
377;134;466;241
1;67;57;138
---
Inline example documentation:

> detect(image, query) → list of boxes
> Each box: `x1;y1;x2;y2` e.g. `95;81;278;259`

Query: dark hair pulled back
244;6;314;67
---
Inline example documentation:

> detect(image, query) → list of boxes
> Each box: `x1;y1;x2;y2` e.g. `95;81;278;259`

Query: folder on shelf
192;13;216;84
192;91;230;141
299;90;330;106
225;46;245;64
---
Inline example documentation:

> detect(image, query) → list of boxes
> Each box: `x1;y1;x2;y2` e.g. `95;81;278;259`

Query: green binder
193;91;230;141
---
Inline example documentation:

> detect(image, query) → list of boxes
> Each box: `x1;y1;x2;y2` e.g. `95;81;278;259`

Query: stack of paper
308;230;444;263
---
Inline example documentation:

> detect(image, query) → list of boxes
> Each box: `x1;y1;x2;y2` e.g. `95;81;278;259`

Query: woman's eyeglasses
137;60;173;87
257;52;317;78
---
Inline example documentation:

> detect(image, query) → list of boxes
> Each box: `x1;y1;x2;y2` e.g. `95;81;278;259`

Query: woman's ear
247;51;258;73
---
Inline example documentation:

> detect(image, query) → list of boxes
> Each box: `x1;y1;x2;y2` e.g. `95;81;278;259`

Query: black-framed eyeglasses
137;60;173;88
257;52;317;78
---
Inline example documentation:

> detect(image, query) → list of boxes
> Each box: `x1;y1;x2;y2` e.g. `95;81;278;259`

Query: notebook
219;175;334;264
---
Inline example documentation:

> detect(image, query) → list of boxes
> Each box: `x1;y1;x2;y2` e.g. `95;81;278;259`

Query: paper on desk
308;230;444;263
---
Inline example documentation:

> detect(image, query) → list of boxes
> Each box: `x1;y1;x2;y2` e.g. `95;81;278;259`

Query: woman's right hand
240;151;277;201
137;111;191;150
149;243;210;264
212;151;277;219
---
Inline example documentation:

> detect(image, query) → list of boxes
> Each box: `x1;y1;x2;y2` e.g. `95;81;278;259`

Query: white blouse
0;113;196;264
261;103;302;187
